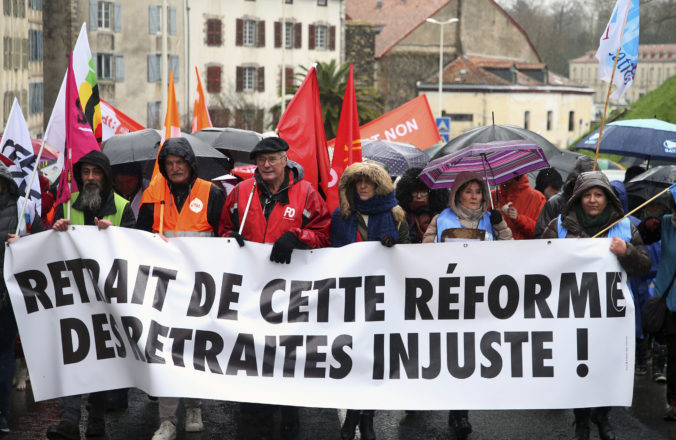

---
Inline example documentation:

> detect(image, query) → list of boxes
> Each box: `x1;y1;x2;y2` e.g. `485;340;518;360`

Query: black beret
250;137;290;159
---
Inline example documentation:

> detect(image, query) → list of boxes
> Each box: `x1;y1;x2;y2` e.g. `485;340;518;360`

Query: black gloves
637;217;661;244
270;232;301;264
489;209;503;225
230;232;246;247
380;235;395;247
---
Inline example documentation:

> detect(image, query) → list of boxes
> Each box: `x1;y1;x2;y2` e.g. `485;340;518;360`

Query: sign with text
5;228;634;409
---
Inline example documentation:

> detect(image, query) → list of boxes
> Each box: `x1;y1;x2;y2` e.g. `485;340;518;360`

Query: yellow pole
159;201;165;236
593;45;622;171
592;186;673;238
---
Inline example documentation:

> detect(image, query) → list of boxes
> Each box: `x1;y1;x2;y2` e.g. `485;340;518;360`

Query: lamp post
426;17;458;119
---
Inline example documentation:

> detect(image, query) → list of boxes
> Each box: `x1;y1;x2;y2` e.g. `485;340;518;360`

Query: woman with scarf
422;171;511;439
330;161;409;440
542;171;651;440
395;167;448;243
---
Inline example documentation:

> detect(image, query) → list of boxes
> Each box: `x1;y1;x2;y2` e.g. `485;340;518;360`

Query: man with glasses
219;136;330;439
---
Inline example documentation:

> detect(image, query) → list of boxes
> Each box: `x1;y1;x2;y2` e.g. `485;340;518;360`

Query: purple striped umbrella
419;140;550;189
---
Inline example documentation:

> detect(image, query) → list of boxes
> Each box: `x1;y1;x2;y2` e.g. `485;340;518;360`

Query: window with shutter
97;53;112;79
206;65;222;93
243;67;256;91
284;22;294;49
243;20;255;46
315;25;327;50
98;2;112;29
206;19;222;46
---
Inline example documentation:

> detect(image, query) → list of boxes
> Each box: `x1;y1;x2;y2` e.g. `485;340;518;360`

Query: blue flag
670;183;676;203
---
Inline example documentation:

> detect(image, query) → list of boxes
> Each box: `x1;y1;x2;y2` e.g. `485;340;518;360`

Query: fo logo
283;207;296;220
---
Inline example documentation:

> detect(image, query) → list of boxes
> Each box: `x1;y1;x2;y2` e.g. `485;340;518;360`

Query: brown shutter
257;66;265;92
274;21;281;48
285;67;294;87
309;24;315;50
294;23;302;49
329;26;336;50
257;20;265;47
236;19;243;46
256;109;264;133
236;66;243;92
207;65;222;93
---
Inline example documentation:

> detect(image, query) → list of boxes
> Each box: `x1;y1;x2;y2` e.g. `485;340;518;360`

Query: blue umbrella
572;118;676;162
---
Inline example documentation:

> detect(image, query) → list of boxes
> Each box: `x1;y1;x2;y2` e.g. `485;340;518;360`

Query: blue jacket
656;215;676;311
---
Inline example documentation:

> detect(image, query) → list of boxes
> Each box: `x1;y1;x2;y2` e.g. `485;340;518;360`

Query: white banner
4;227;634;409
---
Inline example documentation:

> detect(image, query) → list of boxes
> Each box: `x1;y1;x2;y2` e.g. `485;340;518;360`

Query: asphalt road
3;370;676;440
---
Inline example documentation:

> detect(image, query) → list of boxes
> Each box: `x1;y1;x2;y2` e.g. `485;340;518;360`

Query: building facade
418;56;594;148
43;0;186;131
1;0;44;137
188;0;343;133
569;44;676;120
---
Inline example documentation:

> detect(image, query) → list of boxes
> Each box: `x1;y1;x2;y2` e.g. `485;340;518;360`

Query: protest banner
4;228;634;409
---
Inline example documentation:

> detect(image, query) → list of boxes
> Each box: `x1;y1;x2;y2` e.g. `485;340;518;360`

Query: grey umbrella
626;165;676;211
193;127;263;166
102;129;231;180
362;139;429;177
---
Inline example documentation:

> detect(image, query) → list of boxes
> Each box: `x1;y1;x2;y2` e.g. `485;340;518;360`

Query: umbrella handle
239;182;256;235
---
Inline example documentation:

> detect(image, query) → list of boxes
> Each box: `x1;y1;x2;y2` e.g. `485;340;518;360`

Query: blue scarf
331;192;399;247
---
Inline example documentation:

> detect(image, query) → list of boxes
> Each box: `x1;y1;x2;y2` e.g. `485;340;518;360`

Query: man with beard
47;150;135;440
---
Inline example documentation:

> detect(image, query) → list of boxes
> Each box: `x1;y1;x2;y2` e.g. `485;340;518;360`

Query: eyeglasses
255;155;284;166
412;189;430;196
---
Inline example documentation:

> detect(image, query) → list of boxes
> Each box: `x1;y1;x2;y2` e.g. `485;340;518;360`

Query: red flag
142;72;181;204
101;99;145;141
192;66;213;133
56;52;100;206
326;65;361;212
277;66;331;197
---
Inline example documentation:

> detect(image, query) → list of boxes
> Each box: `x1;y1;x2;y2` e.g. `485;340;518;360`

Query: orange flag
191;66;212;133
277;66;331;198
326;65;361;213
142;72;181;204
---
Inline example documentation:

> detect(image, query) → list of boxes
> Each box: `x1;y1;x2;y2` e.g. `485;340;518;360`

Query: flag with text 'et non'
142;71;181;204
277;66;332;198
595;0;640;100
327;65;362;213
0;99;42;214
55;52;100;206
192;66;213;133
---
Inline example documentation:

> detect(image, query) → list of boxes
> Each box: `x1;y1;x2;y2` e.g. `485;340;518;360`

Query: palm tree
269;60;383;139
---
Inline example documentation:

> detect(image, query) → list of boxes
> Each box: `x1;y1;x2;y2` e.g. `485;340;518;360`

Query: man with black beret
219;136;330;439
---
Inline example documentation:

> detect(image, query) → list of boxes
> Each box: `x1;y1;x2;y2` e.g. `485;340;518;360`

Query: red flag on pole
56;52;100;206
192;66;213;133
277;66;331;197
326;65;361;212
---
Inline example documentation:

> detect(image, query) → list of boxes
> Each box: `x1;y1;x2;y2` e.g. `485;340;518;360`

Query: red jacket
220;167;330;248
491;175;545;240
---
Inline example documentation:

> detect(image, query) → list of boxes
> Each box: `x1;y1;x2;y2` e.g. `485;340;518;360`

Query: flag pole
593;0;633;171
592;185;673;238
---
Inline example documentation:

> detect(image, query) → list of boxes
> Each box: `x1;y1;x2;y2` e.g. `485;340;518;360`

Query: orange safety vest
151;178;214;237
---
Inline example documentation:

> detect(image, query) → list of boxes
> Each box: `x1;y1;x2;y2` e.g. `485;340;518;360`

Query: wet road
3;371;676;439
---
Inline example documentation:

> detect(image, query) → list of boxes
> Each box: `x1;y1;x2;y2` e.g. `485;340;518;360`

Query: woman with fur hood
542;171;651;440
395;167;449;243
330;161;409;440
422;171;511;440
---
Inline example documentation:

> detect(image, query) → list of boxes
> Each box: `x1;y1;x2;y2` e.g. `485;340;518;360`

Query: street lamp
426;17;458;119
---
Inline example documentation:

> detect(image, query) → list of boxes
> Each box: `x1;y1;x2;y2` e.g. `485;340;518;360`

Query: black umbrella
102;129;231;180
193;127;263;166
362;139;429;177
626;165;676;211
433;124;582;180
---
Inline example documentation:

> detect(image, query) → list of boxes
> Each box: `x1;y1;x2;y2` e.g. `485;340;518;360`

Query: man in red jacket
219;136;330;439
491;174;545;240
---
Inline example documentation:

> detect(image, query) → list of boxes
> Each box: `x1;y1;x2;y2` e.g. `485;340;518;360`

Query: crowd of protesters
0;135;674;440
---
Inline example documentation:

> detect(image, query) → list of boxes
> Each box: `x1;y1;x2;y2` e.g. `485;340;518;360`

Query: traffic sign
436;117;451;143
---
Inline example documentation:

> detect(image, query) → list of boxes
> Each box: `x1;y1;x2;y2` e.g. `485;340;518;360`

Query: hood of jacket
73;150;113;200
562;155;594;198
0;163;19;199
339;161;404;221
563;171;625;219
395;167;448;215
158;137;198;186
494;174;530;205
449;171;490;215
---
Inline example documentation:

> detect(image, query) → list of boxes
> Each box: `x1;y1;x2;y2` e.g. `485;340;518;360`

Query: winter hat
535;168;563;193
250;137;290;159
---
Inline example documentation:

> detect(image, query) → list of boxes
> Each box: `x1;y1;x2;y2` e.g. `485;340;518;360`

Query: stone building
1;0;44;137
346;0;541;112
418;56;594;148
43;0;186;131
569;44;676;120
